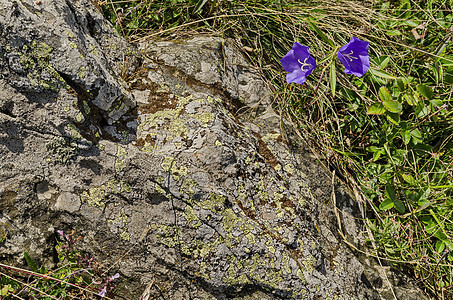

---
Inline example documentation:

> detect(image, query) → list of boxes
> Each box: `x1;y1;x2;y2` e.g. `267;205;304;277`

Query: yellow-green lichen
262;133;280;144
197;192;227;212
115;145;127;173
88;44;98;56
19;42;67;91
282;251;291;274
215;140;222;146
296;268;306;283
80;179;131;209
268;245;276;254
184;205;202;228
77;66;87;79
66;124;83;140
80;185;106;209
302;255;316;274
65;29;75;38
76;112;84;123
31;41;52;60
193;112;214;126
69;42;77;49
284;164;294;175
161;156;187;181
120;230;130;241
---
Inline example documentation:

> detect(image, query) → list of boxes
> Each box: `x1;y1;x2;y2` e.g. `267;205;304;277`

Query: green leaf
402;173;417;185
396;78;405;91
394;198;405;213
429;98;443;107
403;93;418;105
24;252;38;272
367;102;386;115
405;20;419;26
436;240;445;253
444;240;453;251
369;67;396;79
383;100;402;113
375;55;390;69
1;285;9;296
379;86;392;102
416;84;433;99
380;198;394;210
410;128;422;143
386;29;402;36
424;220;437;234
385;184;397;202
329;62;336;97
386;111;400;125
401;129;411;145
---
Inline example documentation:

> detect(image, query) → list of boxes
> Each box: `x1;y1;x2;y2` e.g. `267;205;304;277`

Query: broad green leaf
386;29;402;36
369;67;396;79
380;198;394;210
383;100;402;113
374;55;390;69
403;93;418;105
405;20;419;26
430;99;443;107
435;230;448;241
24;251;38;272
1;285;9;296
379;86;392;102
416;84;433;99
401;129;411;144
439;58;453;67
386;111;400;125
367;146;381;152
436;240;445;253
402;174;416;185
415;100;429;118
444;240;453;251
373;151;382;161
385;184;397;202
396;78;405;91
329;62;336;97
393;149;406;166
424;220;437;234
367;102;386;115
393;198;405;213
410;128;422;143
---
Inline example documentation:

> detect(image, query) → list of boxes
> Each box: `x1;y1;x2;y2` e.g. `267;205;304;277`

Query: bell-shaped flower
337;37;369;77
280;42;316;84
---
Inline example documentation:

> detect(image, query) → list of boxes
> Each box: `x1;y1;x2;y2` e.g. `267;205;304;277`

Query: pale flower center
343;50;358;62
298;58;312;71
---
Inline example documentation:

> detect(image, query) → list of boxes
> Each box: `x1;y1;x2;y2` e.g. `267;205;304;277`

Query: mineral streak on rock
0;1;428;299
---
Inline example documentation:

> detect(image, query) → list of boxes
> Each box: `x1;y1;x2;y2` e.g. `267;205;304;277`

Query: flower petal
281;42;316;84
337;37;370;77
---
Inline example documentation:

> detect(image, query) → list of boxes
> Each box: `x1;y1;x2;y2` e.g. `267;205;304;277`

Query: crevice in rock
57;71;137;144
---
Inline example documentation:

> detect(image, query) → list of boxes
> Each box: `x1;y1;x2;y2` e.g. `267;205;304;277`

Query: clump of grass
99;0;452;297
0;230;122;299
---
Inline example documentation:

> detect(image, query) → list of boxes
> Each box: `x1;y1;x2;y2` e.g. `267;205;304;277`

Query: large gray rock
0;1;427;299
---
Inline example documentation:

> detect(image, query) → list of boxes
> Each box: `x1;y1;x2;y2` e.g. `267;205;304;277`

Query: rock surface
0;1;427;299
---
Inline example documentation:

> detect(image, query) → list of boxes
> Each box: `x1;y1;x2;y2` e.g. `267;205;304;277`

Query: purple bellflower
337;37;369;77
280;42;317;84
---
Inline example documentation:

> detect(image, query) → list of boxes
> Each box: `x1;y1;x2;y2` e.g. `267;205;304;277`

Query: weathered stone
0;1;427;299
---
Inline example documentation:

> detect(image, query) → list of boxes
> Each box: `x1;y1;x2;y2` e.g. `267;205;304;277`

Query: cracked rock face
0;1;426;299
